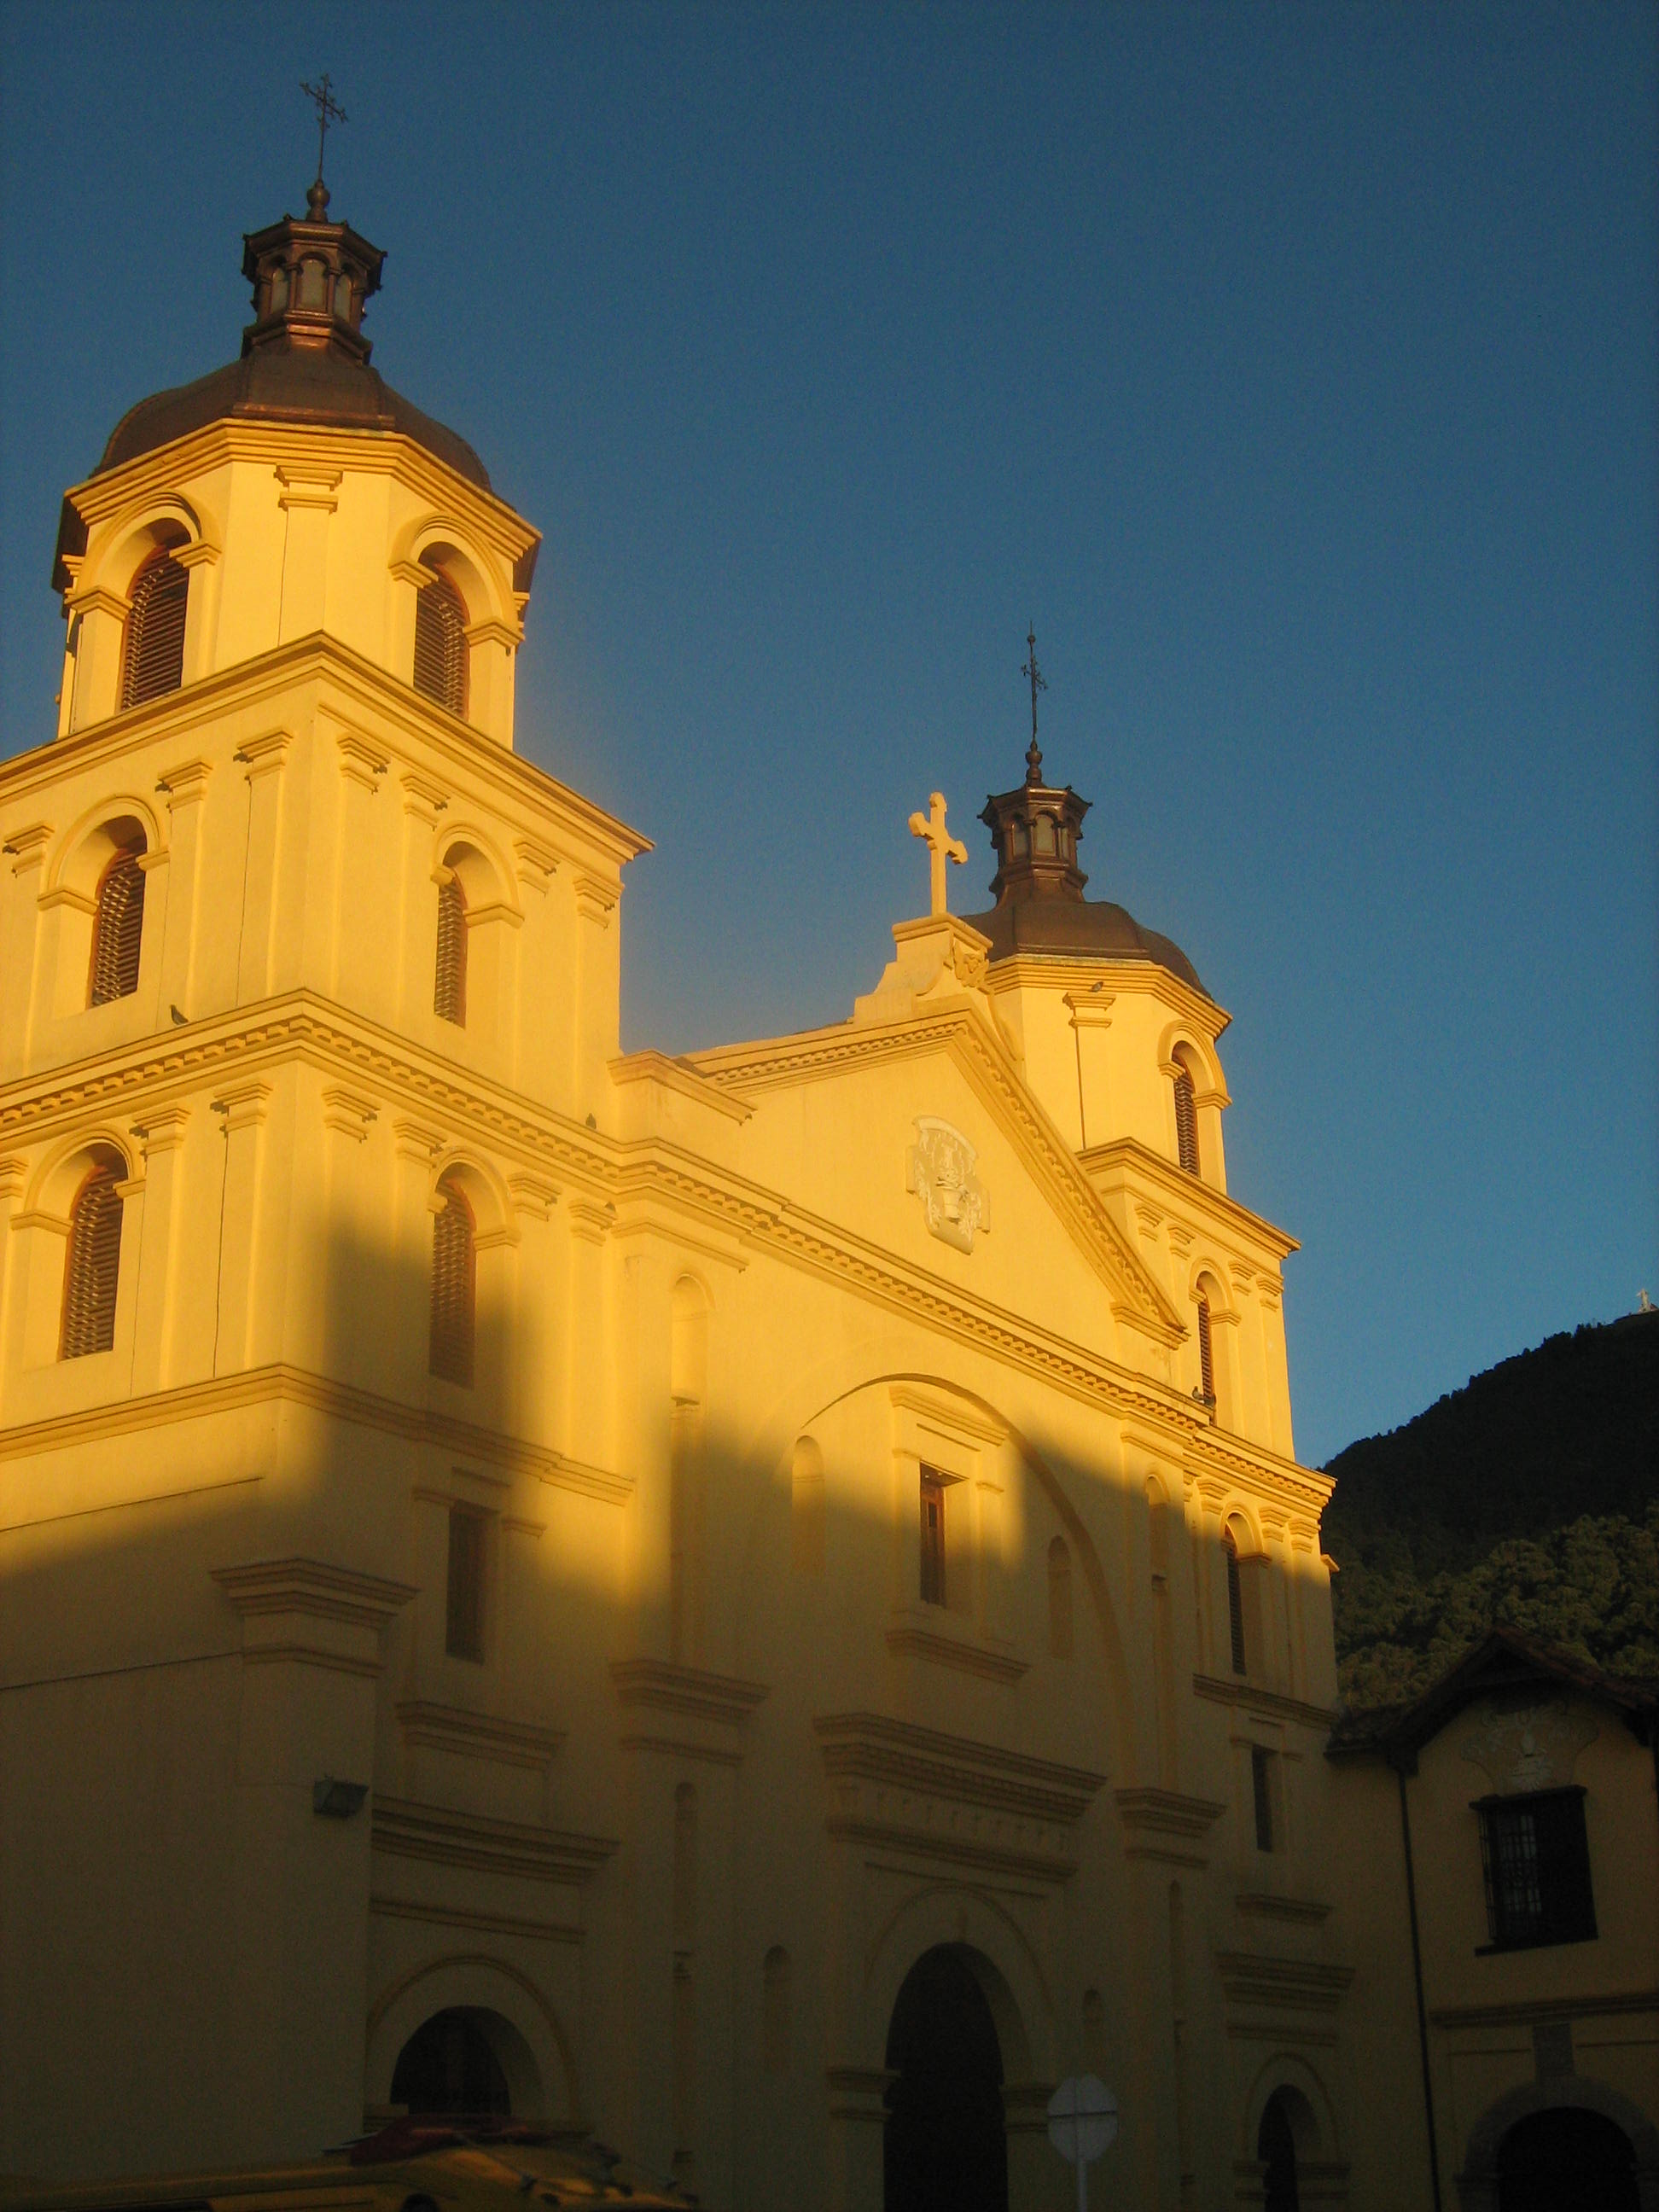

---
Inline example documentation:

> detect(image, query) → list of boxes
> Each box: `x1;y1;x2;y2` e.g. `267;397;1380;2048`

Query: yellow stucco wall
3;339;1652;2212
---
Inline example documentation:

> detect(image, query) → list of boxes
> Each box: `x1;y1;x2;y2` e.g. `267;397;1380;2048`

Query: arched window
87;842;146;1004
413;564;469;716
119;547;189;710
1223;1525;1247;1676
1047;1535;1074;1658
1173;1057;1200;1175
762;1946;791;2076
428;1174;475;1386
434;872;468;1024
60;1161;124;1358
791;1435;825;1578
1196;1292;1216;1410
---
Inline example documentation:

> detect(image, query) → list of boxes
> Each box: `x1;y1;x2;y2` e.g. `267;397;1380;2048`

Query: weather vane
1022;623;1047;783
300;73;348;189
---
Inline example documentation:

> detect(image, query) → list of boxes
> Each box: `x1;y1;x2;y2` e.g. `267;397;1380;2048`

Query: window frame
1223;1525;1248;1676
919;1467;947;1608
1475;1785;1598;1953
119;544;189;711
444;1503;487;1662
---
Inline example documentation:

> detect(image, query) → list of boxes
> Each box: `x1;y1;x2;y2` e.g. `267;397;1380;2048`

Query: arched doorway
391;2006;515;2117
884;1944;1007;2212
1258;2087;1306;2212
1496;2107;1638;2212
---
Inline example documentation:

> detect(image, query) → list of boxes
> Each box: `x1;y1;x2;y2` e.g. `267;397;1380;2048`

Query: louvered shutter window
120;550;189;710
413;568;468;716
1173;1067;1199;1174
87;846;146;1004
1196;1294;1216;1406
1224;1528;1247;1675
428;1177;475;1385
434;875;468;1024
61;1165;124;1358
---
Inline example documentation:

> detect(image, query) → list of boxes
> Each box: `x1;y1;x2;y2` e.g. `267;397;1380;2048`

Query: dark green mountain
1320;1309;1659;1708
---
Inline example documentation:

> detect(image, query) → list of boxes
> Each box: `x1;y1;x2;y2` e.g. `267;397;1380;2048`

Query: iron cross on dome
908;791;968;918
300;73;348;186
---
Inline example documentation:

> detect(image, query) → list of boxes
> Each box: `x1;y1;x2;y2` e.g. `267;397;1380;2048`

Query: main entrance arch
1495;2108;1639;2212
884;1944;1008;2212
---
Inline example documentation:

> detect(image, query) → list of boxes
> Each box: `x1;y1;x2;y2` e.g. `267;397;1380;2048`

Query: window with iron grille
1477;1788;1597;1950
1223;1527;1247;1675
434;873;468;1024
413;566;468;716
1251;1746;1275;1851
87;845;146;1004
428;1177;475;1386
1173;1066;1200;1174
919;1470;946;1607
60;1164;124;1359
445;1505;486;1661
119;549;189;710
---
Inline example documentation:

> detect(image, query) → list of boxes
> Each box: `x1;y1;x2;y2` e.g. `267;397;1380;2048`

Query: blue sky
2;3;1654;1467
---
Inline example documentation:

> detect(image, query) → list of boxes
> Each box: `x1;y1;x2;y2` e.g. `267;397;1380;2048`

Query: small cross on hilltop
908;791;968;918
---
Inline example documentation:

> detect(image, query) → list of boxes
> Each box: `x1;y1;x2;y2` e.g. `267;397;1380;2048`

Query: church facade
7;179;1644;2212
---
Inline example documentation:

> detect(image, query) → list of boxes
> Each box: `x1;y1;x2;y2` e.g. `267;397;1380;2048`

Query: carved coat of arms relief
906;1117;989;1254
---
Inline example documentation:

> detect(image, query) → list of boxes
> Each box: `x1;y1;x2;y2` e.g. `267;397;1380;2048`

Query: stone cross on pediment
908;790;967;918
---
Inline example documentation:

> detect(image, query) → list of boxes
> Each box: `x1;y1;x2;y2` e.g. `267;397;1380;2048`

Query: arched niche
364;1954;580;2127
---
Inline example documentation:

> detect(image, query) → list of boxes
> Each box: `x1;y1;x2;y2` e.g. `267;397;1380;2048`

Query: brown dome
96;346;491;492
90;180;489;492
968;740;1209;997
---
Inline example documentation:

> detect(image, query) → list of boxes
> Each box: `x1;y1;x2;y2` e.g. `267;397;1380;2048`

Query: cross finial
1021;625;1048;783
908;791;969;918
300;73;348;201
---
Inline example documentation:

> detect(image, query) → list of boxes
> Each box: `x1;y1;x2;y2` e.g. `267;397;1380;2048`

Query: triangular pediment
689;1000;1185;1345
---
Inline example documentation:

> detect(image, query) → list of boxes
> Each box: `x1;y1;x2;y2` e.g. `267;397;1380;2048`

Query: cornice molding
395;1699;565;1772
610;1049;755;1125
982;955;1231;1040
0;1359;633;1504
1080;1136;1300;1266
1114;1786;1227;1839
813;1711;1106;1825
0;634;649;871
67;419;540;566
608;1659;770;1727
1213;1950;1355;2013
884;1624;1028;1685
1428;1988;1659;2030
211;1556;416;1628
370;1793;617;1887
1191;1672;1339;1732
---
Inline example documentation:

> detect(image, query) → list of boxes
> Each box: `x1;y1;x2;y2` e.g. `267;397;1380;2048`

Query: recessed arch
428;1151;515;1246
1155;1019;1228;1103
861;1882;1051;2083
390;515;516;633
1239;2051;1342;2164
434;823;518;917
364;1953;580;2127
46;796;165;897
1459;2074;1659;2212
90;492;218;607
25;1127;140;1217
729;1350;1140;1778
